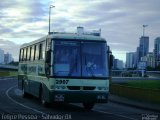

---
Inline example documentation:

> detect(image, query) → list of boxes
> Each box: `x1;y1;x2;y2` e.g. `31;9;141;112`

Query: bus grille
83;86;95;90
67;86;95;90
67;86;80;90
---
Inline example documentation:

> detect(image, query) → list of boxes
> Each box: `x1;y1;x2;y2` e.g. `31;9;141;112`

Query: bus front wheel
40;89;49;107
83;103;94;110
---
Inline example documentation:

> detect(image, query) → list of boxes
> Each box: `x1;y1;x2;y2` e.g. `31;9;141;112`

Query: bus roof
20;32;106;48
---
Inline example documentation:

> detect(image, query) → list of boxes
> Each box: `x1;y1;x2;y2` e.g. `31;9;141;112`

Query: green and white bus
18;30;113;110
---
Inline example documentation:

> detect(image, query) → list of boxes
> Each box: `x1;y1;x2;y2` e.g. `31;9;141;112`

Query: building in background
126;52;135;69
138;36;149;62
4;53;13;64
0;48;4;64
154;37;160;67
141;52;155;68
135;47;139;67
117;59;124;70
135;36;149;69
113;58;124;70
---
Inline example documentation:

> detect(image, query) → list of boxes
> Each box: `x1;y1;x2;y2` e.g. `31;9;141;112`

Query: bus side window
46;39;51;51
22;49;24;61
19;49;23;61
29;46;32;61
23;48;26;61
26;47;28;61
31;46;35;61
42;42;45;59
27;47;31;61
39;43;42;60
33;45;36;60
39;42;45;60
35;44;39;60
19;49;21;61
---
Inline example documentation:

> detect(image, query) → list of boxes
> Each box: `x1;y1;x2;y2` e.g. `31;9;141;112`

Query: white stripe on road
6;85;138;120
72;103;138;120
6;85;46;115
0;78;15;81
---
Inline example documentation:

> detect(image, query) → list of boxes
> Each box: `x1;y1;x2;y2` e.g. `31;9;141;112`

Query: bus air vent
83;86;95;90
67;86;80;90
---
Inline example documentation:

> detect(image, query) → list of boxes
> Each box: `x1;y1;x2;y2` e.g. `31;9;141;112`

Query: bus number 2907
56;80;69;84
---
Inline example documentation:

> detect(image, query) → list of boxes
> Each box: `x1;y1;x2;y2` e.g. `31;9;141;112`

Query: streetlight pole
49;5;55;35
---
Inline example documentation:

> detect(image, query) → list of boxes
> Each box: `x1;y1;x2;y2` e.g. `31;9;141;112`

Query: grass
126;80;160;90
0;71;17;77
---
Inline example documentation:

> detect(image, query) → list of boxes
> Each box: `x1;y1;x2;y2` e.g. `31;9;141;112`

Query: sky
0;0;160;62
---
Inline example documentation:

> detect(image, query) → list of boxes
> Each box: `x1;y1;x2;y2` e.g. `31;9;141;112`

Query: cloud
0;0;160;61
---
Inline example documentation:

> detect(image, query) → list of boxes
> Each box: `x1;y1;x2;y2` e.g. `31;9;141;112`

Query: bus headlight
97;95;106;100
55;86;66;90
97;87;107;90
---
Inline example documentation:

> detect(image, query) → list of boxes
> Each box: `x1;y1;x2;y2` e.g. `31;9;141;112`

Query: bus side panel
29;80;41;98
42;83;51;102
18;63;27;90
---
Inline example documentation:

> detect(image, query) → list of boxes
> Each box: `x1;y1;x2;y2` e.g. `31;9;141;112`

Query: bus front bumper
49;91;109;103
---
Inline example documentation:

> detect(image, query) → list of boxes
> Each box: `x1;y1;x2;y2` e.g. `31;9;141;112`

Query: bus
18;29;113;110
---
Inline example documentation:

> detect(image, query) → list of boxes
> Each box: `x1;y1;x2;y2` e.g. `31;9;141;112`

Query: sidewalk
109;94;160;112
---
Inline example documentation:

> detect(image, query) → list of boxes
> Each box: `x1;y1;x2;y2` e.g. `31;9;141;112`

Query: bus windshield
54;40;108;78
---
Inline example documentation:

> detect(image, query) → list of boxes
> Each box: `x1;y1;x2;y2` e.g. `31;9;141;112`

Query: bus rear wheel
22;84;29;98
83;103;94;110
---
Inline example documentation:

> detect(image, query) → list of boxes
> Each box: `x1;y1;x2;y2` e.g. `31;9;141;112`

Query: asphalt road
0;77;159;120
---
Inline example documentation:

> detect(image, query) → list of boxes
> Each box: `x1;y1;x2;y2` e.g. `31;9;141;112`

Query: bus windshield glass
54;40;108;78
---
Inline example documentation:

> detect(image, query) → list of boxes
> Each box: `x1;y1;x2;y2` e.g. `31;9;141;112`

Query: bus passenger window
27;47;31;61
39;42;45;60
20;49;23;61
42;42;45;59
21;49;24;61
23;48;26;61
39;43;42;60
46;39;51;51
33;45;36;60
31;46;35;61
35;45;39;60
26;47;28;61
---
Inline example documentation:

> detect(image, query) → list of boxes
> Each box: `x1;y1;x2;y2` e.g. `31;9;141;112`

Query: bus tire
22;84;29;98
83;103;94;110
40;88;49;107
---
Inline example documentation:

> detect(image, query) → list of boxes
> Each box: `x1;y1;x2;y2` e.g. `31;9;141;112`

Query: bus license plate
54;94;64;102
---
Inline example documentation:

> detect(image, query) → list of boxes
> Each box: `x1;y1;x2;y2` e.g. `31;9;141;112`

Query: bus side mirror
46;50;51;64
109;55;113;68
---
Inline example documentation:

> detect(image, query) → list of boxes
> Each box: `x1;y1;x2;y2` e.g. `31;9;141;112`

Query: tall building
4;53;13;64
154;37;160;67
0;48;4;64
139;36;149;59
126;52;135;69
136;36;149;66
